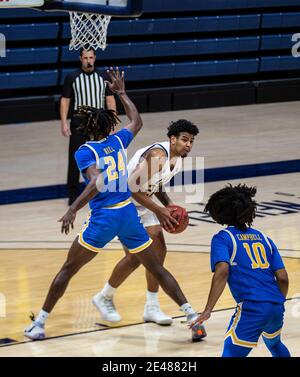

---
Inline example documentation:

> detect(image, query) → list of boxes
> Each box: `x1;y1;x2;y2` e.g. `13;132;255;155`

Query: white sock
35;310;49;325
181;303;196;317
100;282;116;299
146;291;159;305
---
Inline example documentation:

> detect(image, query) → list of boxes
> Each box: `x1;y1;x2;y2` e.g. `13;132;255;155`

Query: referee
60;47;116;205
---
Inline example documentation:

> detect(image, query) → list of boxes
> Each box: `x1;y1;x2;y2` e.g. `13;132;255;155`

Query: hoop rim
41;0;143;17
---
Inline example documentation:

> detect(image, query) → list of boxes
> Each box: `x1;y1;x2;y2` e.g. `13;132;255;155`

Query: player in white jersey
93;120;199;325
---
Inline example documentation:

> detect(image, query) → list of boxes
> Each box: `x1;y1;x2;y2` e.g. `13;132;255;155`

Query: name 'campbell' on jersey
75;128;133;210
210;226;286;304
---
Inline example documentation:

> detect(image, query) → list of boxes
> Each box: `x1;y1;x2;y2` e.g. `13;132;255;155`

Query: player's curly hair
167;119;199;138
204;184;257;230
75;105;120;140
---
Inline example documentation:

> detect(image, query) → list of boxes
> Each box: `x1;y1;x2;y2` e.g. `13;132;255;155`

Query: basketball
166;204;189;234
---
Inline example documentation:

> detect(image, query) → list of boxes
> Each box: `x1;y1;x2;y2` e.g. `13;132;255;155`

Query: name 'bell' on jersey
75;128;133;210
210;226;286;304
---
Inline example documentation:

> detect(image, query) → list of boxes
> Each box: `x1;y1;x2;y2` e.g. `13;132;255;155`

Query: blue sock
262;335;291;357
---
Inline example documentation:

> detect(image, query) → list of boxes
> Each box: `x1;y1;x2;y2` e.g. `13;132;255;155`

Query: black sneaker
187;314;207;342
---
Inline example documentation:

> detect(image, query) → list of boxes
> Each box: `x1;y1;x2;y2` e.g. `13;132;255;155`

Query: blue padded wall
0;1;300;93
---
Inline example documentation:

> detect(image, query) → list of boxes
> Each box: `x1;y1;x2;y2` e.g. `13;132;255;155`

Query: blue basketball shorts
78;199;152;253
223;300;285;351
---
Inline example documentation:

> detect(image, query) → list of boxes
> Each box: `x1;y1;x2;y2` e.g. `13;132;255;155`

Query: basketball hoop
0;0;143;51
41;1;143;51
68;11;111;51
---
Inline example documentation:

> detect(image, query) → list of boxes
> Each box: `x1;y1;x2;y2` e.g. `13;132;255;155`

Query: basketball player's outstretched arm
58;165;103;234
189;262;229;327
106;67;142;137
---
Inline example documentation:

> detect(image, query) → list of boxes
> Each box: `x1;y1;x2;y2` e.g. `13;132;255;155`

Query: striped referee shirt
62;68;113;115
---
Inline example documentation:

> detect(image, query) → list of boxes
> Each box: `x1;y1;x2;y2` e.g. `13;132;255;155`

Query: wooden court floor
0;300;299;357
0;172;300;356
0;248;299;357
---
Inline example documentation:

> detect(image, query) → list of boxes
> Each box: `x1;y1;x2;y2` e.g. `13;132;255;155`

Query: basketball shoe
92;293;121;322
187;313;207;342
24;321;45;340
143;303;173;325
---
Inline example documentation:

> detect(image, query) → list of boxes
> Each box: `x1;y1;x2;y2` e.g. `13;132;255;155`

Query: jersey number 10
243;242;270;269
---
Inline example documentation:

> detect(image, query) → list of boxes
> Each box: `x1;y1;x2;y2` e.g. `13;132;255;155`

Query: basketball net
69;11;111;51
0;1;112;51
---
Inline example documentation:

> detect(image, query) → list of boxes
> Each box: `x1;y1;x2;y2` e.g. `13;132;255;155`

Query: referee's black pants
67;120;86;205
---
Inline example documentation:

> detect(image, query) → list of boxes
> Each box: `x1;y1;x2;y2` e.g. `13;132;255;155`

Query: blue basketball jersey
210;226;285;304
75;128;133;210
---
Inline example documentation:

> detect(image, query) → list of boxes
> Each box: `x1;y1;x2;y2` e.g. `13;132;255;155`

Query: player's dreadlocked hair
75;105;120;140
204;184;257;230
167;119;199;138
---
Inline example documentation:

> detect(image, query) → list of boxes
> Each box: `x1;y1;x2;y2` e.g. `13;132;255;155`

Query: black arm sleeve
62;74;74;98
101;70;114;96
105;84;114;97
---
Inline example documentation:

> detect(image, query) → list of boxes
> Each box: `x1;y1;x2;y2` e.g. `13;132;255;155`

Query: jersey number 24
104;152;126;181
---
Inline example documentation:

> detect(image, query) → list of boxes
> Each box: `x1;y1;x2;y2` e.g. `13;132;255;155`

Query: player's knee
57;263;77;284
137;248;166;276
147;263;165;279
159;248;167;263
126;254;141;269
148;226;163;239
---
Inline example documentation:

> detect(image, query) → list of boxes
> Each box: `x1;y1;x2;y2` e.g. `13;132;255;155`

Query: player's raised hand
58;208;76;235
106;67;125;95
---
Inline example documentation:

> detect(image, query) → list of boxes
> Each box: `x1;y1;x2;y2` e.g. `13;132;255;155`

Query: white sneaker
92;293;121;323
24;321;45;340
143;304;173;325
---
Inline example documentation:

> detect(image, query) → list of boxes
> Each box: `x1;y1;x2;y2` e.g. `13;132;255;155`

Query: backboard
0;0;143;51
0;0;44;7
41;0;143;16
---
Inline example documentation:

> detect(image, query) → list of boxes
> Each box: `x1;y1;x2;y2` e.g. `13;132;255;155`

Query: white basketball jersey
127;141;182;197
